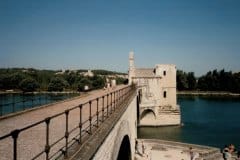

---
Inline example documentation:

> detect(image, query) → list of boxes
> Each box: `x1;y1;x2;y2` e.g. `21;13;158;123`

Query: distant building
55;69;65;75
128;51;181;126
81;70;94;77
84;85;89;91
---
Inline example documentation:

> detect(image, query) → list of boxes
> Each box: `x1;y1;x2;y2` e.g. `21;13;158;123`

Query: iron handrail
0;85;135;160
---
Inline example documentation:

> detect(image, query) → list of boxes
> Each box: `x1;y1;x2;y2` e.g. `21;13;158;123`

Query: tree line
177;69;240;93
1;68;239;93
0;68;127;92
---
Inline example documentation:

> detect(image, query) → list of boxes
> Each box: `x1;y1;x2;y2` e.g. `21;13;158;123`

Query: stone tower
128;52;181;126
128;51;135;85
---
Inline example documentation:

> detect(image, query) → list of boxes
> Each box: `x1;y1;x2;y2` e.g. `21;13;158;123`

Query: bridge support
92;93;137;160
68;86;137;160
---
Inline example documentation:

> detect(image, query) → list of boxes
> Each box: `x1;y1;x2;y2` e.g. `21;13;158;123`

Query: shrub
48;77;69;92
19;78;40;92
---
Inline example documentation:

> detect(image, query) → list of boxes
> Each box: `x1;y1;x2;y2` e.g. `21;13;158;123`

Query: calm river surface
0;93;78;116
138;95;240;149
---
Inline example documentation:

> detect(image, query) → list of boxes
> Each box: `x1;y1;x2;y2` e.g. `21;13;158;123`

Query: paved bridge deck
0;85;128;160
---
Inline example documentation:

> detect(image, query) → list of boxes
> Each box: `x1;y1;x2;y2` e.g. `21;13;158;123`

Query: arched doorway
140;109;156;124
117;135;131;160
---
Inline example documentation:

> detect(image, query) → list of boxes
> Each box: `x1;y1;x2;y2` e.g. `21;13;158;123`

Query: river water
138;95;240;149
0;93;78;116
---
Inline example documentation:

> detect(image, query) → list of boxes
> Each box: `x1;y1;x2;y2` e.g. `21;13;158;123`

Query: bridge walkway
0;85;131;160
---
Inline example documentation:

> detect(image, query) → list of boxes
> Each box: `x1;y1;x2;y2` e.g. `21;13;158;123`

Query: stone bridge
0;84;224;160
0;85;137;160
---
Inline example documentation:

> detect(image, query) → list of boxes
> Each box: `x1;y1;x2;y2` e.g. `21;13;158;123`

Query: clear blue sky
1;0;240;76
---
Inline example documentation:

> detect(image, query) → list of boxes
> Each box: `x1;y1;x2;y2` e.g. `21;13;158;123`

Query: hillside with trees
0;68;127;92
1;68;239;93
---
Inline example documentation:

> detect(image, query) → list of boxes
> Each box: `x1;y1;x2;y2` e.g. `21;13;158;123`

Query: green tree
197;77;207;91
177;70;188;90
64;72;77;87
19;78;40;92
187;72;196;90
232;72;240;93
0;74;11;89
48;77;69;91
196;69;238;92
116;77;127;85
77;78;92;91
9;72;26;89
91;75;105;89
35;70;54;90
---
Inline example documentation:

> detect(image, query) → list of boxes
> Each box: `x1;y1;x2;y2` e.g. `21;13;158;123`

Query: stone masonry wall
92;96;137;160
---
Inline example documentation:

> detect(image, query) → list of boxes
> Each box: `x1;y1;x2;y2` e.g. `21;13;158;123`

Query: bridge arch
140;109;156;121
116;135;131;160
111;120;132;160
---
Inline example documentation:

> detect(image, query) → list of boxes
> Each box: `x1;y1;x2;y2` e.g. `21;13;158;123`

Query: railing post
115;91;118;109
113;91;116;110
22;99;25;110
125;88;127;96
12;95;15;113
79;105;82;144
89;101;92;134
11;102;15;113
45;117;51;160
45;95;47;103
31;94;34;107
110;93;112;114
121;89;123;103
121;89;123;102
117;90;119;106
96;98;99;127
106;94;109;117
119;89;121;103
64;110;69;158
116;90;119;107
0;104;2;116
39;97;41;105
102;96;104;122
11;129;20;160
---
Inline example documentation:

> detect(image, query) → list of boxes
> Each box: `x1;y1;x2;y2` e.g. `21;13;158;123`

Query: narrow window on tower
163;71;166;76
163;91;167;98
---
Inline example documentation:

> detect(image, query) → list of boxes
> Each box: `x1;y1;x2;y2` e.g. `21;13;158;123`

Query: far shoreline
1;90;240;97
0;90;81;95
177;91;240;97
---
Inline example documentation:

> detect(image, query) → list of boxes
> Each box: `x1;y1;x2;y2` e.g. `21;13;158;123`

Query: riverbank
177;91;240;97
135;139;224;160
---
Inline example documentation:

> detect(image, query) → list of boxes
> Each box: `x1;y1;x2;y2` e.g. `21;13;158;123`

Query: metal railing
0;93;77;116
0;85;135;160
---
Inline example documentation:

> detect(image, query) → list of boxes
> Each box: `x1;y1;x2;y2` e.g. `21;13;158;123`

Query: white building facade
128;52;181;126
